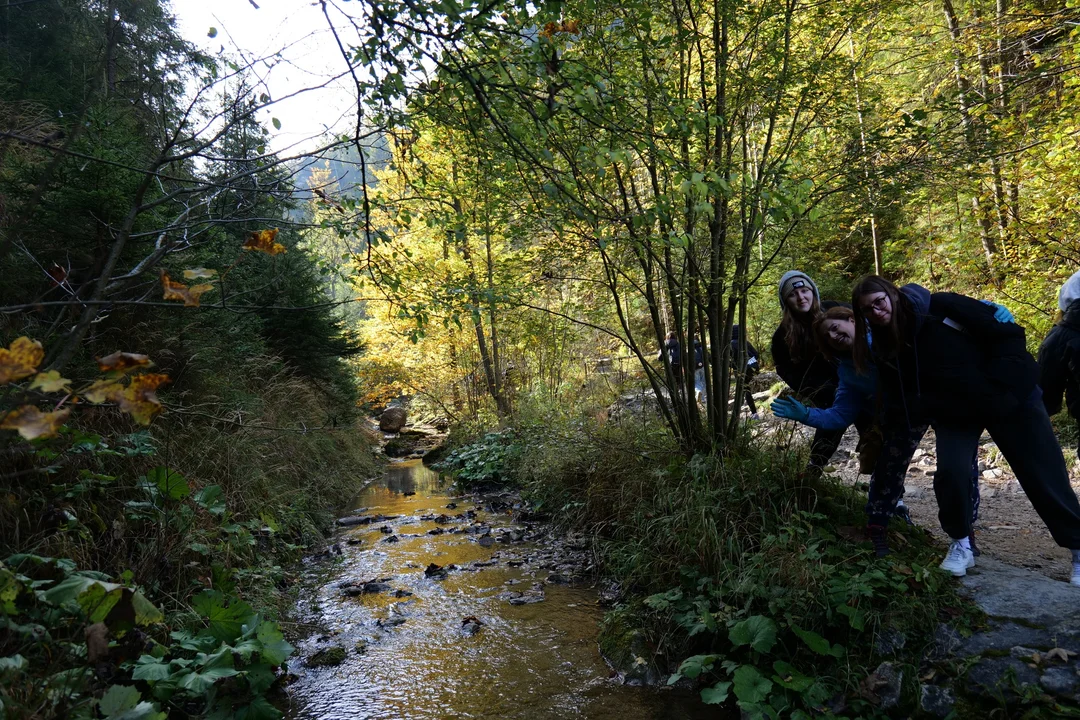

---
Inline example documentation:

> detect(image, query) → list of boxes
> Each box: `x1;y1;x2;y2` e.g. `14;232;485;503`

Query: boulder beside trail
943;558;1080;704
380;407;407;432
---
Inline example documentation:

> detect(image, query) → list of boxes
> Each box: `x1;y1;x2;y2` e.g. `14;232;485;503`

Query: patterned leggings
866;422;980;527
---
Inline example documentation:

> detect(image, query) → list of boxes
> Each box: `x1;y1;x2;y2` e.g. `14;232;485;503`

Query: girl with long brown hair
770;271;854;477
852;275;1080;583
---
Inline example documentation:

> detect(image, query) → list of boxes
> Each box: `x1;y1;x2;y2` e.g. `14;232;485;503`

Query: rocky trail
828;424;1079;582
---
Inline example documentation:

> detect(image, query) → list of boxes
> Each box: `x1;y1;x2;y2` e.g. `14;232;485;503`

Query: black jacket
730;325;760;373
872;284;1038;426
1038;303;1080;420
771;301;843;407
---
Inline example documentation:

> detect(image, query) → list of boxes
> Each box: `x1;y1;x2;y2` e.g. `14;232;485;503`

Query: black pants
806;412;872;473
867;422;978;528
808;427;845;471
739;368;758;414
933;400;1080;549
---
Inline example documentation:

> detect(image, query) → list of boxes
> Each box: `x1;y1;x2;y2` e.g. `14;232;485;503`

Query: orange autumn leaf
82;374;169;425
242;228;286;255
162;271;215;307
116;373;170;425
0;405;71;440
29;370;72;393
96;351;152;373
0;336;45;385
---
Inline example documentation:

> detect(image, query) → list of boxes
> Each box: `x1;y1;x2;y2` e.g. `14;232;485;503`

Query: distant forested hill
292;136;392;197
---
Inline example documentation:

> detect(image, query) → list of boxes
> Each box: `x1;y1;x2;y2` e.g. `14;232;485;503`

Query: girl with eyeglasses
774;306;981;557
851;275;1080;584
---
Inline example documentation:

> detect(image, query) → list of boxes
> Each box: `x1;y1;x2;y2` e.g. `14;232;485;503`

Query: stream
284;459;710;720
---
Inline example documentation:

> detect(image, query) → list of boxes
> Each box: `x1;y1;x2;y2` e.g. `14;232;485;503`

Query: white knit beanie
1059;270;1080;312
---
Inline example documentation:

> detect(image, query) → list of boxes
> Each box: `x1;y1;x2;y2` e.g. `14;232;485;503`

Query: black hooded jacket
1038;303;1080;420
871;284;1038;426
770;301;844;407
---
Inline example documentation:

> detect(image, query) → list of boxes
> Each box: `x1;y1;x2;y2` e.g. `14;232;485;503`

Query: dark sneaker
868;525;890;558
892;503;914;526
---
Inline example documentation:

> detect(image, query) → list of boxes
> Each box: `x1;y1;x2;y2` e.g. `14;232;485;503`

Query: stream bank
284;459;711;719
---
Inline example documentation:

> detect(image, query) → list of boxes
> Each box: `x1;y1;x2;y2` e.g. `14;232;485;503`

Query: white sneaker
1070;563;1080;588
939;541;975;577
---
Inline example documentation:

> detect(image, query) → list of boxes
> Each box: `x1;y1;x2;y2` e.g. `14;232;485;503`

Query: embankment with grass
0;305;380;719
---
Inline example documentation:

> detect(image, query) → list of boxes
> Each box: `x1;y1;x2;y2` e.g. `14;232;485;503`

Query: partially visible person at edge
1038;270;1080;454
770;271;864;477
772;306;983;557
851;275;1080;585
730;325;760;417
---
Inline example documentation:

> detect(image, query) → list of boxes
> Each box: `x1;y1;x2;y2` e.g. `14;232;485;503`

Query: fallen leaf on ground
1045;648;1076;663
96;352;152;373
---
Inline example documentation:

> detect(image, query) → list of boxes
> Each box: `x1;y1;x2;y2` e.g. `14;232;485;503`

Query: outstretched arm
772;377;863;431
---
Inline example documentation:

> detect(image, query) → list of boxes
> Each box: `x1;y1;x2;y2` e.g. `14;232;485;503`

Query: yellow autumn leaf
242;228;286;255
182;267;218;280
0;337;44;385
162;272;215;307
96;351;152;373
83;379;125;404
30;371;72;393
0;405;71;440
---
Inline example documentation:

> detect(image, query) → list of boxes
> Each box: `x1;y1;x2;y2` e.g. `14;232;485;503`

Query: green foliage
130;591;293;718
437;429;523;488
0;552;291;719
468;410;974;715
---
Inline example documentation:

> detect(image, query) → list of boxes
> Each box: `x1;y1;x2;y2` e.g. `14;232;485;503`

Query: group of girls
767;271;1080;585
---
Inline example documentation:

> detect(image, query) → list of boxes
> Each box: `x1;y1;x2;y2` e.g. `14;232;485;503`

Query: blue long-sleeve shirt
804;355;877;431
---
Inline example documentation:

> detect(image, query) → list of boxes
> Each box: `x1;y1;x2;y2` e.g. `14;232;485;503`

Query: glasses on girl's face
861;296;889;314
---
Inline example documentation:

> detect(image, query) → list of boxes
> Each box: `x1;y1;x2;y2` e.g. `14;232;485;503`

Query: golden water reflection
286;460;716;720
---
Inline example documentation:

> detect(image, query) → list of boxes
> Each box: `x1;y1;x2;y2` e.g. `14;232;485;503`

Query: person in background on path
730;325;760;418
1039;270;1080;454
693;337;706;403
771;271;860;478
660;330;682;383
852;276;1080;584
773;306;982;557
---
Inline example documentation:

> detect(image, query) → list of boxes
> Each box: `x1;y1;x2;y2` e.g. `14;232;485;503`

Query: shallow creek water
285;460;711;720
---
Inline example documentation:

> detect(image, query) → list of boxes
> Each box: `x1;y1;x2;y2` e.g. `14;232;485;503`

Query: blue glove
771;397;809;423
980;300;1014;324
